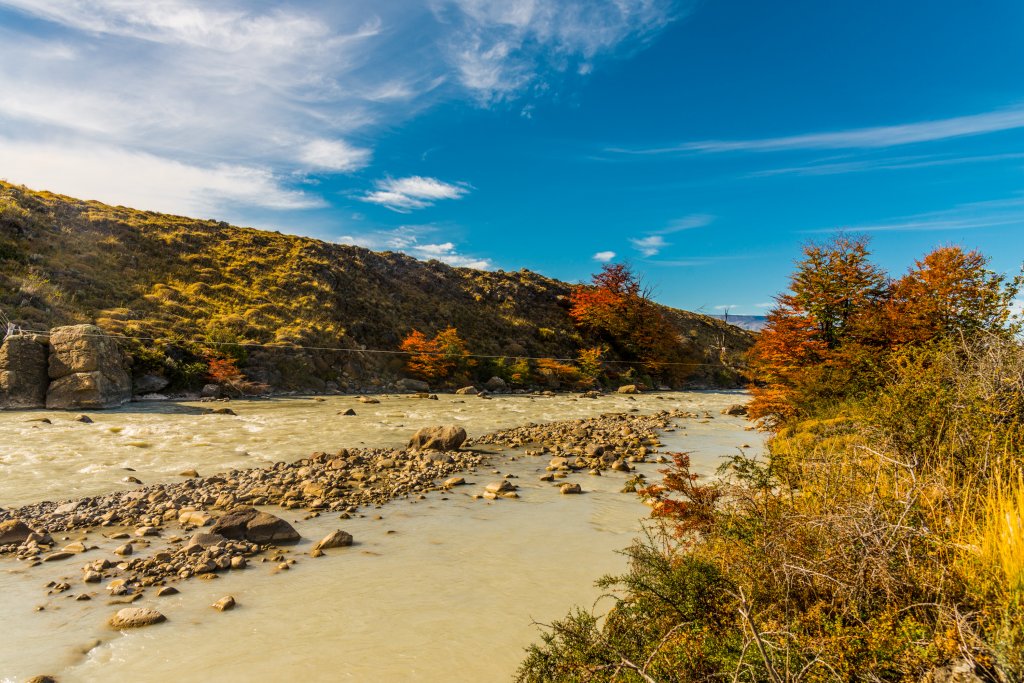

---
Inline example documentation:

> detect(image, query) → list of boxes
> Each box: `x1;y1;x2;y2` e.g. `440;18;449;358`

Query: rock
157;586;179;597
210;507;300;544
483;376;507;392
396;377;430;392
611;459;632;472
560;483;582;494
314;529;353;551
408;425;467;451
46;325;131;409
108;607;166;629
922;661;984;683
113;543;133;556
0;334;49;409
0;519;34;545
721;403;748;416
123;476;143;485
339;408;356;416
42;551;75;562
485;481;515;494
186;532;226;549
443;476;466;488
73;414;93;423
83;570;102;583
62;541;87;553
207;407;236;416
200;383;221;399
455;386;478;395
212;595;236;611
538;473;555;482
357;396;380;404
24;676;57;683
179;469;199;477
179;510;213;527
617;384;639;394
133;374;169;395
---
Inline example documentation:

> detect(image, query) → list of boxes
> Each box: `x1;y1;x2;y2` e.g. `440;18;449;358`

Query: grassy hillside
0;181;752;392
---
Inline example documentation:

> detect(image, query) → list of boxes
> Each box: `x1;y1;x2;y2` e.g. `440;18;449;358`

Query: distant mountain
0;181;754;391
710;314;768;332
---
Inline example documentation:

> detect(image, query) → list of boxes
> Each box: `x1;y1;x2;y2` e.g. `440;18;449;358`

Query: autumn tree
570;263;685;379
206;355;246;394
399;327;472;381
885;246;1020;344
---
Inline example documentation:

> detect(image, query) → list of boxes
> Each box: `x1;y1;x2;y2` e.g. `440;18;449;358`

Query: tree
206;355;245;393
399;327;472;381
885;246;1019;344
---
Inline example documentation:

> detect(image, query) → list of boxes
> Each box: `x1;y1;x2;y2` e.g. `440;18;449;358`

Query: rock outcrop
0;334;48;409
210;507;300;544
408;425;468;451
45;325;131;409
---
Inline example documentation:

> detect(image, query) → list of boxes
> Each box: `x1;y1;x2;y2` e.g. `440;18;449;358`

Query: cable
14;327;746;368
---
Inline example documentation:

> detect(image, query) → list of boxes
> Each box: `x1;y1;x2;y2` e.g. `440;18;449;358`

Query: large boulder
0;519;34;545
721;403;748;416
408;425;467;451
483;376;507;392
46;325;131;409
210;507;300;544
396;377;430;392
0;334;49;409
108;607;166;629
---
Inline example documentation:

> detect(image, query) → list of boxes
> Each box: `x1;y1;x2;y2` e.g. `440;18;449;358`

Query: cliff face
0;181;753;392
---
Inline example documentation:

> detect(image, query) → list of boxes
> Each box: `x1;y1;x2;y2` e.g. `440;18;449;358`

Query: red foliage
638;452;721;537
399;327;472;381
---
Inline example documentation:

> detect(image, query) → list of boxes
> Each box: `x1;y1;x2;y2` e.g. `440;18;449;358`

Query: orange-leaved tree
569;263;685;380
399;327;473;381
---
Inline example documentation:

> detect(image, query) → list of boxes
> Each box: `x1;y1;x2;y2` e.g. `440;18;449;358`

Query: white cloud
431;0;678;101
336;225;491;269
592;250;616;262
611;104;1024;155
299;139;372;172
359;176;471;212
0;137;322;216
806;195;1024;234
656;213;713;234
630;235;667;257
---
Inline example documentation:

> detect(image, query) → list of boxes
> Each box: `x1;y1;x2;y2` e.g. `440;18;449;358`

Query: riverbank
0;391;759;682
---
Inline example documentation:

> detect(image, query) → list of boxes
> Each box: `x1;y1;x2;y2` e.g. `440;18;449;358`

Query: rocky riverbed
0;390;759;682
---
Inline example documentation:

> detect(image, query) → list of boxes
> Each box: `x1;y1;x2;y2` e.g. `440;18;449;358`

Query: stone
186;532;226;549
157;586;179;597
339;408;356;416
73;414;93;423
443;476;466;488
179;469;199;477
721;403;748;416
483;376;507;392
212;595;236;611
25;676;57;683
611;459;632;472
617;384;639;394
396;377;430;392
42;551;75;562
210;507;300;544
455;386;478;395
357;396;380;404
560;483;582;494
0;334;48;409
108;607;166;629
0;519;34;545
179;510;214;527
408;425;467;451
314;529;353;551
45;325;131;409
83;571;102;583
207;407;236;416
133;374;169;395
200;383;221;399
113;543;133;556
485;481;515;494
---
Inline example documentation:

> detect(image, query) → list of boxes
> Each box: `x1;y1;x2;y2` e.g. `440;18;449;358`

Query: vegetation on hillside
519;237;1024;681
0;181;752;392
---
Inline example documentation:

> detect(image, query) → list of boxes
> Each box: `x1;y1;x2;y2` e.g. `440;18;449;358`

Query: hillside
0;181;753;393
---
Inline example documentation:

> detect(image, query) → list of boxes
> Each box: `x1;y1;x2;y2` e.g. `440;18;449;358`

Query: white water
0;391;760;682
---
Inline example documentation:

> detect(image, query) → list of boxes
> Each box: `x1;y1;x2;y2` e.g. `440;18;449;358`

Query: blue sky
1;1;1023;314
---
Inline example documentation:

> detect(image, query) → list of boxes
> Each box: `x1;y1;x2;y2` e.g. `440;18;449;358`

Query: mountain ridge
0;181;753;392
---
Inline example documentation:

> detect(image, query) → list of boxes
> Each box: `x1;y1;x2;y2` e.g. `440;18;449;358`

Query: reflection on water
0;391;761;682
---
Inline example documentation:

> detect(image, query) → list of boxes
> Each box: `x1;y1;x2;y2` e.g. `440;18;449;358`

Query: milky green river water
0;391;760;682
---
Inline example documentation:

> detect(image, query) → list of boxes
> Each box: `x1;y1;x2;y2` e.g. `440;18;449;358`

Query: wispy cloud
359;176;471;212
807;195;1024;234
592;250;616;262
431;0;679;102
337;224;491;269
610;104;1024;155
750;151;1024;178
630;235;667;257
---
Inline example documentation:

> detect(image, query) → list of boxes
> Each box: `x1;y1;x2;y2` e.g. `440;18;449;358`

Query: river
0;390;760;682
